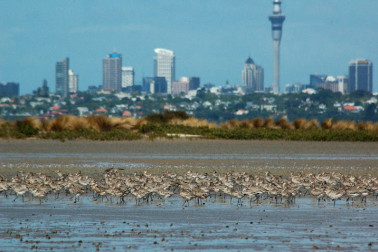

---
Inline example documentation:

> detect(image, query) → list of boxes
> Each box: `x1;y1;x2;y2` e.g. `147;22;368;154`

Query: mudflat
0;139;377;177
1;139;377;251
1;197;377;251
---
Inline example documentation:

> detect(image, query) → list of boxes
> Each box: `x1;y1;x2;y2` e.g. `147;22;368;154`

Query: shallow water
0;196;377;251
1;140;377;251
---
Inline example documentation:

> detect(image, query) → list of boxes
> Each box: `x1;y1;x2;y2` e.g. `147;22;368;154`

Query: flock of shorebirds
0;169;377;206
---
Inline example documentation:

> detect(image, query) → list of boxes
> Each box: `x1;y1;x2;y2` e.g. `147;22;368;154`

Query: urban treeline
1;85;377;123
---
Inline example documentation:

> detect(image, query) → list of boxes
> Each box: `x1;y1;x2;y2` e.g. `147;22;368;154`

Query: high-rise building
154;48;175;94
122;66;134;89
55;57;69;98
269;0;285;94
310;74;327;89
317;76;339;93
68;69;78;94
189;77;200;90
348;59;373;93
310;75;348;94
337;75;348;94
242;57;264;93
103;52;122;92
143;77;167;94
143;77;154;93
35;79;49;97
172;77;190;96
285;83;305;93
0;82;19;97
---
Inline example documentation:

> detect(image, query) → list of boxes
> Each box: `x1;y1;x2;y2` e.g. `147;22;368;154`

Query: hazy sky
0;0;377;94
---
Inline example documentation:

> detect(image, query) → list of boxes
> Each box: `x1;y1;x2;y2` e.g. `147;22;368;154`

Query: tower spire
269;0;285;94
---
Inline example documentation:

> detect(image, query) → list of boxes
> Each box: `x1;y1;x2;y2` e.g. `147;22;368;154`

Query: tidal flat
0;139;377;177
0;139;377;251
1;196;377;251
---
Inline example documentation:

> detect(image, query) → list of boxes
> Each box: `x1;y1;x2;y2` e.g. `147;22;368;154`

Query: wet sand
1;139;377;251
1;196;377;251
1;139;377;177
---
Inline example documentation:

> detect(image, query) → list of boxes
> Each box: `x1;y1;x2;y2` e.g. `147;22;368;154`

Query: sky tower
269;0;285;94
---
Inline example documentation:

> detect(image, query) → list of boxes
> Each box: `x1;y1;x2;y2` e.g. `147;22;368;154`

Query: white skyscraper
122;66;134;88
154;48;175;94
68;69;78;93
242;57;264;92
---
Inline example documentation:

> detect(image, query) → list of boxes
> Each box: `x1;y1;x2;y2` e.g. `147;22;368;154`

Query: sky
0;0;377;94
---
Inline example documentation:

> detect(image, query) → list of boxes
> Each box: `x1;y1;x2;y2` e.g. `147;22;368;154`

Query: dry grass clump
220;119;239;129
275;117;294;130
331;120;356;131
113;117;148;131
293;118;319;130
85;115;114;131
16;117;43;130
170;117;217;128
107;117;138;130
307;119;320;129
19;115;146;132
321;118;333;130
238;119;251;129
357;121;374;131
357;121;378;131
0;118;4;127
251;117;264;128
320;119;357;131
134;118;147;130
374;123;378;132
263;117;276;129
48;115;90;131
293;119;306;129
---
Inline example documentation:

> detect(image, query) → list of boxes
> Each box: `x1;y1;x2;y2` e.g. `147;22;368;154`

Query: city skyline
0;1;377;94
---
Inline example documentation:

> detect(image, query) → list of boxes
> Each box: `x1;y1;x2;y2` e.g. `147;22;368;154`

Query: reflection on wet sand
0;139;377;250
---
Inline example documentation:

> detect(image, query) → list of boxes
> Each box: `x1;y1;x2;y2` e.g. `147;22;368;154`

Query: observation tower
269;0;285;94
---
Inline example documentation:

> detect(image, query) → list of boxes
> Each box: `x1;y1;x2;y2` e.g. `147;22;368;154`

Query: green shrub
15;121;39;137
145;110;190;124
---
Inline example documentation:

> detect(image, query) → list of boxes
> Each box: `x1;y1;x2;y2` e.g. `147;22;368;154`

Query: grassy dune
0;111;377;141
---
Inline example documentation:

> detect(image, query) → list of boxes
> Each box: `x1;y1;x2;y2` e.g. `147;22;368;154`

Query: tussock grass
275;117;294;130
220;119;239;129
170;117;217;128
48;115;90;131
293;119;319;130
85;115;113;131
251;117;264;128
17;117;43;130
263;117;276;129
0;112;377;141
331;120;356;131
321;118;333;129
239;120;251;129
357;121;374;131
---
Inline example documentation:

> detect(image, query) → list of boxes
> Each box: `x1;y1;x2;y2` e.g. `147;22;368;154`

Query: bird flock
0;169;377;206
